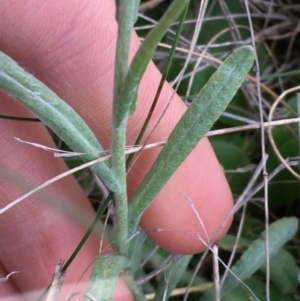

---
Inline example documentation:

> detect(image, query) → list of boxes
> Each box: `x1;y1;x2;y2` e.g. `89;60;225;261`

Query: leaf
114;0;190;126
224;279;290;301
128;46;255;233
115;0;140;26
260;248;299;295
84;255;127;301
266;123;300;208
218;234;251;250
0;52;120;193
200;217;299;301
153;255;192;301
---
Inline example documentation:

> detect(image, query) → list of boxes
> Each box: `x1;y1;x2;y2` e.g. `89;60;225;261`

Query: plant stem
112;1;139;256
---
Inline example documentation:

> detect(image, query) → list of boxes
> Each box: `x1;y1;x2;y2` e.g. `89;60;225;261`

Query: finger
0;91;133;300
0;1;133;299
0;0;233;256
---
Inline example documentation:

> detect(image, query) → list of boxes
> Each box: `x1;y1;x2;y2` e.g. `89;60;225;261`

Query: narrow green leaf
260;248;299;295
201;217;299;301
224;279;286;301
115;0;140;26
223;217;298;293
126;2;190;169
153;255;192;301
131;0;141;26
84;255;127;301
218;234;251;250
128;46;255;233
0;52;120;193
114;0;189;126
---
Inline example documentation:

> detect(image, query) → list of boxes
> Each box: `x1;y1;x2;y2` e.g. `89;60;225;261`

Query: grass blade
129;46;255;233
126;2;190;169
0;51;120;193
201;217;299;300
153;255;192;301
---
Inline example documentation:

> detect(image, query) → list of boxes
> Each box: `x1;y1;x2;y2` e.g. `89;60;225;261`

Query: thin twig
212;245;220;301
268;86;300;180
3;117;300;215
244;2;270;301
46;261;65;301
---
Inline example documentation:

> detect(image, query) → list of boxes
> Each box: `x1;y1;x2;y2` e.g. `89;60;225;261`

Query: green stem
112;124;128;256
112;1;139;256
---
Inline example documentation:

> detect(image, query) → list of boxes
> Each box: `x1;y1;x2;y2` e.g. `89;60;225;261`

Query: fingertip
134;138;233;254
127;70;234;253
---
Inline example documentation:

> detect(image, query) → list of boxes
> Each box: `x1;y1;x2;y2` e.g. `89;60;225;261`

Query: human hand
0;1;233;300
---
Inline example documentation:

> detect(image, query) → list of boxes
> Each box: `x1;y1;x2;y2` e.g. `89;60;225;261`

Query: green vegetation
0;1;299;300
